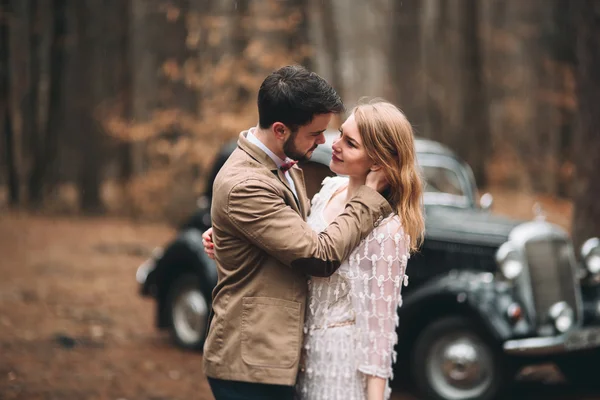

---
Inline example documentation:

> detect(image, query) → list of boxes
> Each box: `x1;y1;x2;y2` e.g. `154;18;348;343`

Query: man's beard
283;134;316;162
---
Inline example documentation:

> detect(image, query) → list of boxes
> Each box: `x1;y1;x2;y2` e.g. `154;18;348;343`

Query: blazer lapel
275;169;302;213
238;130;303;215
289;167;308;219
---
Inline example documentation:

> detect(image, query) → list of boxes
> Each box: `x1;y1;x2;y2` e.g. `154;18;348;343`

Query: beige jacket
202;131;392;386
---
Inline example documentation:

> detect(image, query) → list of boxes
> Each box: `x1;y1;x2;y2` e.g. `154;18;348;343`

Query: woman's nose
332;138;340;151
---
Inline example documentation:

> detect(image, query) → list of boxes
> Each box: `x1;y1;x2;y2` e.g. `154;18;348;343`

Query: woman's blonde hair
353;100;425;252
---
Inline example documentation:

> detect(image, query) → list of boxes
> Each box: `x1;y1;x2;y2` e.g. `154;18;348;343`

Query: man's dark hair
257;65;344;131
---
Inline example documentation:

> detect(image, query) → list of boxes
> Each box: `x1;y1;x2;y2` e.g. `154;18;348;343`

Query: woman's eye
346;140;355;148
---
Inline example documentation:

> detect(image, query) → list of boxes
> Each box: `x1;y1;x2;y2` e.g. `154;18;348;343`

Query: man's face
283;113;332;161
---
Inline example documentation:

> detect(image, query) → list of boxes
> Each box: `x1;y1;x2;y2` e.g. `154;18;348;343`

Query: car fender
400;270;514;343
156;228;218;289
176;228;218;285
154;228;217;327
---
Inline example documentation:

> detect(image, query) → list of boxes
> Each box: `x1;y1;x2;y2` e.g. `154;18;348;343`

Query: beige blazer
202;131;392;386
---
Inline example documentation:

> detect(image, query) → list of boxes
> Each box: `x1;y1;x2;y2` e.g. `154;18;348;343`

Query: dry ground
0;188;598;400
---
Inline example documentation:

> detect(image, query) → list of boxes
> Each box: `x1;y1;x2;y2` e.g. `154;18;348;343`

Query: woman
204;100;424;400
295;101;424;400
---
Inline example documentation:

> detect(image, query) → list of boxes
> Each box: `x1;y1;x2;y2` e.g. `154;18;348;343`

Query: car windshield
421;165;465;196
417;154;475;208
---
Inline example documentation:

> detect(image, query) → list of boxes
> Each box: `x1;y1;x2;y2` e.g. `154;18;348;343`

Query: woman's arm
351;215;410;393
367;376;387;400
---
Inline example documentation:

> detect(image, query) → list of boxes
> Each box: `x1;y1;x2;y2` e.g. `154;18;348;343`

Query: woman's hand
202;227;215;259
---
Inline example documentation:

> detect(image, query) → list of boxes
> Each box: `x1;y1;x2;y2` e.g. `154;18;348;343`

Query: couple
201;65;424;400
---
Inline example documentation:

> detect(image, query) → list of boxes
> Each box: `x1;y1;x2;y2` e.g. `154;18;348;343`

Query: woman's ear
370;163;382;172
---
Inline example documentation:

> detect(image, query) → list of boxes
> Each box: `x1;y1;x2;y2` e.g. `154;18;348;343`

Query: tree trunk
319;0;343;100
421;0;465;143
127;0;162;178
460;0;490;187
74;0;104;213
0;0;19;204
21;0;41;195
389;0;425;128
290;0;311;70
116;0;134;182
480;0;568;194
572;0;600;250
28;0;67;206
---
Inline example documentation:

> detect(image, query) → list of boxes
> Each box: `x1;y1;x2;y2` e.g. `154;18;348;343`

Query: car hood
424;206;523;247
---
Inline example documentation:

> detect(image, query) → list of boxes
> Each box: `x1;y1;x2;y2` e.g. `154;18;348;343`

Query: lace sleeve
350;215;410;379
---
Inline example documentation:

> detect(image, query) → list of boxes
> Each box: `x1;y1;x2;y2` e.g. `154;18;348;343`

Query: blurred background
1;0;597;236
1;1;599;399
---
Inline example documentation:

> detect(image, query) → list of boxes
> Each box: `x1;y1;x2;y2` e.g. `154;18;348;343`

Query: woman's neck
344;175;366;203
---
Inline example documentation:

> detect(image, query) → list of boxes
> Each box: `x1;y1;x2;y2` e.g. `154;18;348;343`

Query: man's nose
316;133;326;145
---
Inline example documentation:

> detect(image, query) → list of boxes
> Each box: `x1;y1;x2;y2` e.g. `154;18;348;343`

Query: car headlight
549;301;574;333
581;237;600;275
496;242;523;280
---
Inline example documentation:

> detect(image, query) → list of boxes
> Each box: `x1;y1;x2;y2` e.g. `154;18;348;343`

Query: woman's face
330;114;373;178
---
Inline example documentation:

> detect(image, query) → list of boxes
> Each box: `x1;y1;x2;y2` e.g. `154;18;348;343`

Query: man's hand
202;227;215;259
366;169;389;194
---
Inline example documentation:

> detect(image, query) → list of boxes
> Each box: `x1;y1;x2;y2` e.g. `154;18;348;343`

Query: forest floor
1;187;599;400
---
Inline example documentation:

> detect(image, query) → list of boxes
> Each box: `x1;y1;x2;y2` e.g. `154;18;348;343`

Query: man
203;65;392;400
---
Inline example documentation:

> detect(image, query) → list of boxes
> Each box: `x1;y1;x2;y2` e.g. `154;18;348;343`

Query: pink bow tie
280;160;298;172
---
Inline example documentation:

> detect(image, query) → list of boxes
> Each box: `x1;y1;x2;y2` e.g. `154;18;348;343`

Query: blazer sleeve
224;178;393;277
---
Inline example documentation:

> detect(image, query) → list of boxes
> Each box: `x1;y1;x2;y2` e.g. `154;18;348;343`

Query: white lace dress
296;176;410;400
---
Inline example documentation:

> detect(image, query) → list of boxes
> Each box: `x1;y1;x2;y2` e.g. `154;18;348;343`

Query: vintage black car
136;133;600;400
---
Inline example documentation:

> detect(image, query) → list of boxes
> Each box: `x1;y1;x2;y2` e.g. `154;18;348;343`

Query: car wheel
167;274;209;351
412;316;506;400
556;351;600;387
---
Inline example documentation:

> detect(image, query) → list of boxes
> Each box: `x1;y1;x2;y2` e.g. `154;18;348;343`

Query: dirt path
0;212;598;400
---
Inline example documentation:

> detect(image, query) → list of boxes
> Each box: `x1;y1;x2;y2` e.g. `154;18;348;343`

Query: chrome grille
525;238;581;326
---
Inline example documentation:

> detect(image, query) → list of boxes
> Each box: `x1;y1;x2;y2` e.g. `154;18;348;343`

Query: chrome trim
504;327;600;356
479;193;494;211
581;237;600;260
501;237;536;326
548;301;571;320
509;221;569;244
422;193;470;208
496;242;519;264
549;301;574;333
428;333;494;399
136;259;155;284
506;221;584;330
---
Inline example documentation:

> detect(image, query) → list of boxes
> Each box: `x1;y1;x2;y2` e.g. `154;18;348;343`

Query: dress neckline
320;178;349;226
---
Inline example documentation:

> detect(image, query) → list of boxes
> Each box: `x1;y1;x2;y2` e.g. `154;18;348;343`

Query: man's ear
272;122;287;139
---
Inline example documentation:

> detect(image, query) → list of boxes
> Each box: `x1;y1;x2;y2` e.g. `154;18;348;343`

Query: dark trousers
207;377;295;400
